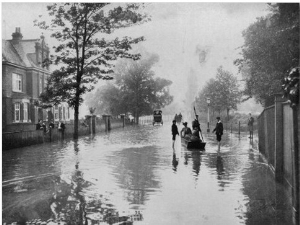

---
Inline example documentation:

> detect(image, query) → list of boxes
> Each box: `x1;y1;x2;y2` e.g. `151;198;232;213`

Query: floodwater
2;122;293;225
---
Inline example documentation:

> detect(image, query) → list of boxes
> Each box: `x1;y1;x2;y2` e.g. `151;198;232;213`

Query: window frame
39;75;43;95
12;73;22;92
54;105;59;121
14;103;21;122
23;103;28;122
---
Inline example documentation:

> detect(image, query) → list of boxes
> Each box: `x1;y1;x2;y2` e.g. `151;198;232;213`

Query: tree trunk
135;108;139;124
73;88;80;139
74;103;79;139
227;108;230;121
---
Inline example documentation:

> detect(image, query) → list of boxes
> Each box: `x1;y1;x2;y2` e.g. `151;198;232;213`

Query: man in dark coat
192;114;203;141
213;117;223;151
248;113;254;139
171;120;179;148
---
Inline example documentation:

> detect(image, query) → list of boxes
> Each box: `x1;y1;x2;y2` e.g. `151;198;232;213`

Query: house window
39;75;43;94
63;106;66;120
14;103;20;122
12;73;22;92
44;76;47;90
23;103;28;122
54;105;59;121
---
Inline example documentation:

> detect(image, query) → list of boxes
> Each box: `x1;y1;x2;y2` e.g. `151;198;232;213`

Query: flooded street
2;123;293;225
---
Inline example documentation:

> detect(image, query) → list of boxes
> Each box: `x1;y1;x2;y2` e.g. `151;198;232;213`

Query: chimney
11;27;23;44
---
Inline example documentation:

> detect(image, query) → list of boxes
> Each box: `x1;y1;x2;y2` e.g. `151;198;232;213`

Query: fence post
274;95;285;182
108;115;111;131
231;123;232;133
121;114;125;128
92;115;96;134
238;121;240;136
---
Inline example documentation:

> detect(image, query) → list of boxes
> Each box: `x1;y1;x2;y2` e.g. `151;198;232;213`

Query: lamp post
207;98;210;132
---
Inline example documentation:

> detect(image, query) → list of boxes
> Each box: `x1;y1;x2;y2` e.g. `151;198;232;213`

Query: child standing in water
171;120;179;148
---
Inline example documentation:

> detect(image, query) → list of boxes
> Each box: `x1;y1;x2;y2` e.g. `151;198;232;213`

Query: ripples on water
2;124;293;225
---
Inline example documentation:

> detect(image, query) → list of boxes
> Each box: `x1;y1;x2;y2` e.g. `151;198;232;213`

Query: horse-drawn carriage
153;110;163;125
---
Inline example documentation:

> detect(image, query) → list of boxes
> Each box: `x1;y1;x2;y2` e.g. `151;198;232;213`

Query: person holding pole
213;117;223;151
193;106;204;142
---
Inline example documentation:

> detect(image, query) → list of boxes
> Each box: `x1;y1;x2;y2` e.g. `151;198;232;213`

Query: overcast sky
2;2;270;115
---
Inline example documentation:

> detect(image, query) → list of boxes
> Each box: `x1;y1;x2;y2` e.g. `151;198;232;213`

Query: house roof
2;38;47;69
2;40;25;67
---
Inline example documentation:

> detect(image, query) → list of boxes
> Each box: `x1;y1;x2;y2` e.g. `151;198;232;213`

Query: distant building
2;27;72;132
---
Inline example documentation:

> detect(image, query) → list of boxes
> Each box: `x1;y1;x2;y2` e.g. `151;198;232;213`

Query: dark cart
153;110;163;125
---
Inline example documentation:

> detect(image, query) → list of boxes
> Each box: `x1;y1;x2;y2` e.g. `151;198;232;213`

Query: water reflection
172;152;179;172
108;146;160;207
183;150;202;177
2;126;294;225
216;153;224;176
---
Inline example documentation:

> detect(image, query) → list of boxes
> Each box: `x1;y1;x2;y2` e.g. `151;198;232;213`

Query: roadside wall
2;116;127;150
257;96;299;223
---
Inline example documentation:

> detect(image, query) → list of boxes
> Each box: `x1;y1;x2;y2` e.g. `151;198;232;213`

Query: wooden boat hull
181;137;206;150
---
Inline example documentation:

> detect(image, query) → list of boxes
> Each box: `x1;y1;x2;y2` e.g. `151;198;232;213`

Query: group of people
172;112;255;150
174;113;183;123
172;114;224;150
36;119;66;134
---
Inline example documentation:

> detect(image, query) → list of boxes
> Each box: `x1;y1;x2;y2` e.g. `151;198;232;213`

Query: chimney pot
12;27;23;44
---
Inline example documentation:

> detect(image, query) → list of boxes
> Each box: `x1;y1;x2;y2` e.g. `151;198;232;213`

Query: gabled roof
2;38;46;69
2;40;25;67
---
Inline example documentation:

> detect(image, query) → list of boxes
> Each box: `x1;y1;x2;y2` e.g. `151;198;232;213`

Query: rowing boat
181;137;206;150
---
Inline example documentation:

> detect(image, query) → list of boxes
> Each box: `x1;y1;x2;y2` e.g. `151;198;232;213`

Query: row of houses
2;27;73;132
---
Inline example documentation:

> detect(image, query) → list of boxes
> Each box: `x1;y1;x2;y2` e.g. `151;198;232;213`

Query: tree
282;67;299;108
85;82;123;116
195;67;241;120
235;3;299;104
35;3;147;138
86;52;173;122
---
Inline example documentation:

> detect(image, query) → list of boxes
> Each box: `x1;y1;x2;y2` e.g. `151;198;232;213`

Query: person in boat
192;114;203;141
180;122;192;138
191;126;201;142
192;115;202;132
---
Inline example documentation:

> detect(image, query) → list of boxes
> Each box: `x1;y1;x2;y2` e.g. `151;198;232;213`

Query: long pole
194;106;204;141
207;104;210;133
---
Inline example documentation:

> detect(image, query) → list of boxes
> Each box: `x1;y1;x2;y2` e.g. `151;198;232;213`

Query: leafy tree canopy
235;3;299;104
36;3;147;107
85;51;173;119
34;3;148;138
195;66;241;117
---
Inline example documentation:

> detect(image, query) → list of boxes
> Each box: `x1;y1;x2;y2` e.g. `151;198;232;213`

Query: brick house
2;27;72;132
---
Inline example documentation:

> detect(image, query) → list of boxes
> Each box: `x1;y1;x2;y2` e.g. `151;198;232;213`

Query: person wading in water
213;117;223;151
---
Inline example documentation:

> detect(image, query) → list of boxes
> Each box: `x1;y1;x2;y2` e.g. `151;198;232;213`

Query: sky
1;2;270;115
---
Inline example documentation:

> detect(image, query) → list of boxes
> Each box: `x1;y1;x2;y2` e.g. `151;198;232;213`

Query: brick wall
32;70;39;99
4;65;27;98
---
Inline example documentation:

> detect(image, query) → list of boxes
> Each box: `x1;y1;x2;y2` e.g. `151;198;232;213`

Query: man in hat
213;117;223;150
192;114;203;141
180;122;192;138
171;120;179;148
192;115;201;131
